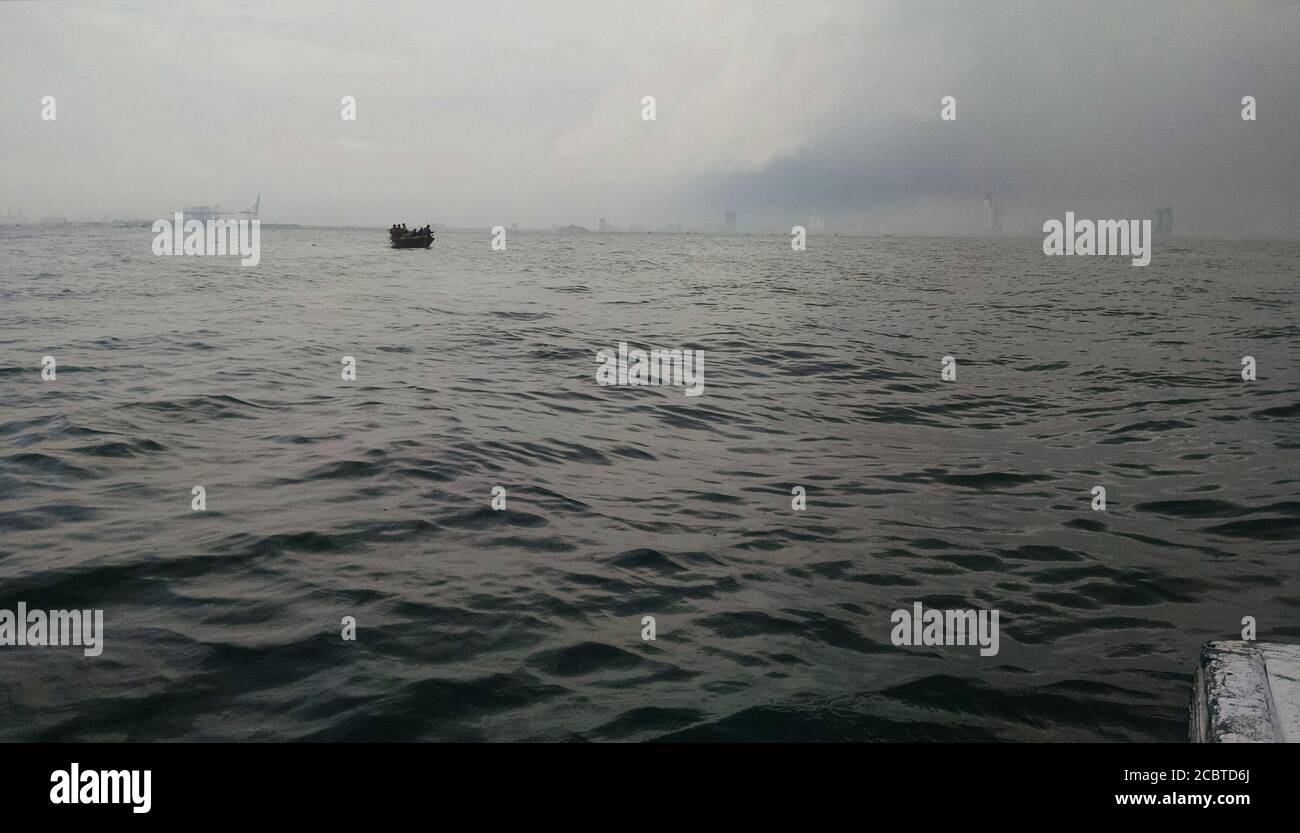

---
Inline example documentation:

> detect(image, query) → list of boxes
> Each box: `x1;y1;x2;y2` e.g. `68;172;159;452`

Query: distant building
983;192;1003;235
1154;206;1174;234
599;217;608;232
724;211;737;233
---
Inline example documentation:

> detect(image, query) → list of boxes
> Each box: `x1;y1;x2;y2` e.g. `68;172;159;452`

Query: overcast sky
2;0;1297;236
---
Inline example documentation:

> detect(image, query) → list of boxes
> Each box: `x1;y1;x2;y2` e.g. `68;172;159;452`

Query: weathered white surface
1260;643;1300;742
1192;641;1300;742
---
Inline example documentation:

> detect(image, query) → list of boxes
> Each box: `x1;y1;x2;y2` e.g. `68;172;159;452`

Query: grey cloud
1;0;1295;236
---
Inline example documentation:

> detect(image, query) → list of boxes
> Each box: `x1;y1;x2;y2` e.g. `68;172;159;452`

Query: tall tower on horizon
983;192;1003;235
724;210;737;233
1155;206;1174;234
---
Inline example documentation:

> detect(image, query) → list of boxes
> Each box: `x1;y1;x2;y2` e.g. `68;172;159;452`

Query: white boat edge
1192;640;1300;742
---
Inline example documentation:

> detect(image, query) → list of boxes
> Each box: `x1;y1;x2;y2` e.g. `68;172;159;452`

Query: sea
1;225;1297;741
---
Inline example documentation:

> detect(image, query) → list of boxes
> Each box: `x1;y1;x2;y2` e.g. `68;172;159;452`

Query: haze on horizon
1;0;1298;238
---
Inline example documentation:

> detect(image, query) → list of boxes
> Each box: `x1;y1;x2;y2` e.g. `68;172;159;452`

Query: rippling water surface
1;226;1297;741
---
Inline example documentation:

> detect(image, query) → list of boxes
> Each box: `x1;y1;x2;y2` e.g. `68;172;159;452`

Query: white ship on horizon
179;195;260;224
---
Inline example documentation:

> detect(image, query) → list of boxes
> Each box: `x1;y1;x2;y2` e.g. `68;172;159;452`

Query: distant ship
179;194;260;224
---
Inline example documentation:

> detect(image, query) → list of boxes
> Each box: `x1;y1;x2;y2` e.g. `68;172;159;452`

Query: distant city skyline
0;199;1232;240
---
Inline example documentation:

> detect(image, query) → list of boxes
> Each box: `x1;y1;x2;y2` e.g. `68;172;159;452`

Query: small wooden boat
389;226;434;249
